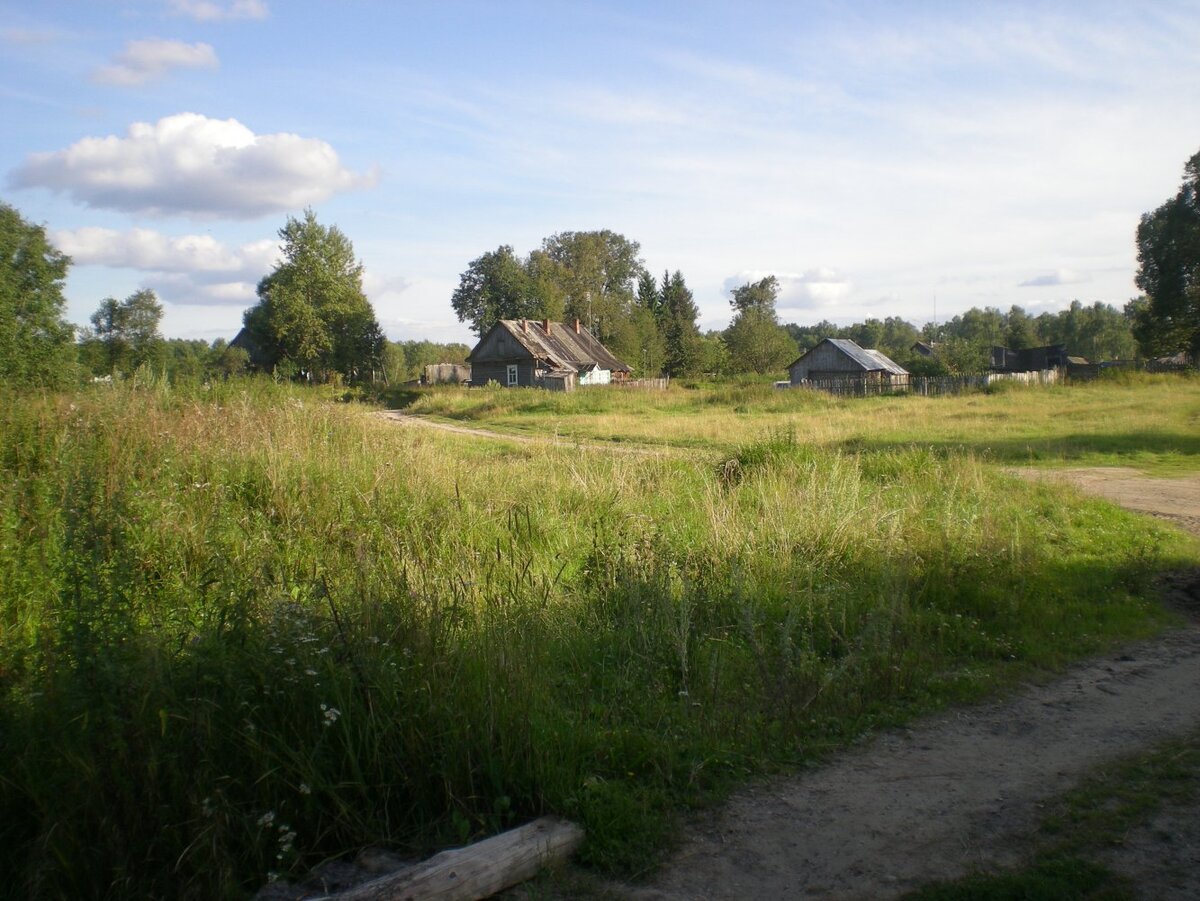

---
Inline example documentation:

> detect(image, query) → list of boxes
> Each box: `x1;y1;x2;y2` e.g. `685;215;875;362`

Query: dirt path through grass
626;468;1200;900
377;410;682;456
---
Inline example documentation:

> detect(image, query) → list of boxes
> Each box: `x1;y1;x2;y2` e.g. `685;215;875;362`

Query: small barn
990;344;1070;372
788;338;909;393
467;319;631;390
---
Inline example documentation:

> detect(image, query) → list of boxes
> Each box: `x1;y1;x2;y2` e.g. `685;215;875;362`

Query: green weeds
0;380;1194;897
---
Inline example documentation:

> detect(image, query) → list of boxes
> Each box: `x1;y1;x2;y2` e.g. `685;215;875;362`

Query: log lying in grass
330;816;585;901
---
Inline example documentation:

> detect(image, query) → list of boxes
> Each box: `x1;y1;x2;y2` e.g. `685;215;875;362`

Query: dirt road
627;468;1200;900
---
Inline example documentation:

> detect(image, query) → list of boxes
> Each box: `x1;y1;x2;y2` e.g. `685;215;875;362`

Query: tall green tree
450;244;542;337
1134;148;1200;355
661;270;703;377
729;275;780;316
0;202;76;387
85;288;164;375
243;209;384;381
724;275;795;374
539;230;644;345
1004;305;1038;350
724;309;797;374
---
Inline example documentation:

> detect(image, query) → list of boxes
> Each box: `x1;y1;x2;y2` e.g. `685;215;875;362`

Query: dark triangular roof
467;320;631;372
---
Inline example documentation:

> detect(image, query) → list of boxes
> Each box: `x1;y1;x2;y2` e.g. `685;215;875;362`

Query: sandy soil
624;468;1200;900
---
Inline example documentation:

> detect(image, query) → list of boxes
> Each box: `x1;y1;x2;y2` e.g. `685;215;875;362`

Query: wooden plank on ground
330;816;585;901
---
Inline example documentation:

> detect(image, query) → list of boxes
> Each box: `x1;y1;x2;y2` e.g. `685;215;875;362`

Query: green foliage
382;339;471;383
661;270;703;377
728;275;779;316
0;383;1190;895
0;201;76;387
83;288;165;375
723;276;797;374
450;244;543;337
540;230;644;347
243;209;385;382
449;231;647;349
723;308;796;374
1134;148;1200;355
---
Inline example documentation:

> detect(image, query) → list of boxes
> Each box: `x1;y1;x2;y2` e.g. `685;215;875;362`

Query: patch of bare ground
620;467;1200;900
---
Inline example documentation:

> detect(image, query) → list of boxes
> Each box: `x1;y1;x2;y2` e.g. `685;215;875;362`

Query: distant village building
466;319;631;391
911;340;939;358
989;344;1070;372
787;338;909;393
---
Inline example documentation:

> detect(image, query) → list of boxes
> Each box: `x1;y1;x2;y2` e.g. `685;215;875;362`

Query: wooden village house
467;319;631;391
788;338;909;394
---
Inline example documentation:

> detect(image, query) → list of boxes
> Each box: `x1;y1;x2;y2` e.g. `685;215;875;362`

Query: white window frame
506;364;519;386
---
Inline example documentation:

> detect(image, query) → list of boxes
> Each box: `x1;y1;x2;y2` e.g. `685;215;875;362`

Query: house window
506;364;519;386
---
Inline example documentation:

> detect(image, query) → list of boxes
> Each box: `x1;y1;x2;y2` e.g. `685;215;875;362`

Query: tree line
449;232;1143;377
3;145;1197;389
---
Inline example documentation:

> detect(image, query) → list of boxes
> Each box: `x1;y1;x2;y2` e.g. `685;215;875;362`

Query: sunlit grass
404;373;1200;473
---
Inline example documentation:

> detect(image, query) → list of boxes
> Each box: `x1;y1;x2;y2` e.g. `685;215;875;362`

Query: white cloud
1019;269;1089;288
725;268;853;312
168;0;268;22
93;39;218;86
362;270;413;301
55;226;279;307
10;113;377;218
54;226;278;280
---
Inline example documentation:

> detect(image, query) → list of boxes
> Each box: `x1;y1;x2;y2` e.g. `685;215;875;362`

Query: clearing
626;468;1200;900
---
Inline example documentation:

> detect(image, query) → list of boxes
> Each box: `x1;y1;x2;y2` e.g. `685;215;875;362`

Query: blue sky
3;1;1199;344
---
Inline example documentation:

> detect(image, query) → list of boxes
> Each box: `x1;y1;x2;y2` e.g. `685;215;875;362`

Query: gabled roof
788;337;908;375
468;319;631;372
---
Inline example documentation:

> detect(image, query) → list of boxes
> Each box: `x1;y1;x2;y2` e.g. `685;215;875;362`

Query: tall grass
0;379;1192;897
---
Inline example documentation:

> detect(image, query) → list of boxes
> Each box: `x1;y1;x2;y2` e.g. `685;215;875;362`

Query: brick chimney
543;319;551;335
521;319;527;334
574;318;580;334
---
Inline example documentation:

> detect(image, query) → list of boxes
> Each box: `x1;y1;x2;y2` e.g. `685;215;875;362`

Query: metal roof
827;338;908;374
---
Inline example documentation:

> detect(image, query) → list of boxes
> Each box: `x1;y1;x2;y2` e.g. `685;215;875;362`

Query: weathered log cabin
466;319;631;391
788;338;909;393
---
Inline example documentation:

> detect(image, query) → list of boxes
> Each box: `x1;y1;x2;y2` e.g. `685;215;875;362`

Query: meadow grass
0;377;1195;898
404;372;1200;473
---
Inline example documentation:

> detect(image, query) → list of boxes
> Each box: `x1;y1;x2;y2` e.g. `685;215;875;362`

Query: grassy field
405;372;1200;473
1;375;1197;898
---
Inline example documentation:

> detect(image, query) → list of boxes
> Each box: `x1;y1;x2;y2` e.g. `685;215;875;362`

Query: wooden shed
466;319;630;390
788;338;909;393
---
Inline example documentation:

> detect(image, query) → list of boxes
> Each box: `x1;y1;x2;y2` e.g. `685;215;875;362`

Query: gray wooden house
788;338;909;392
466;319;631;390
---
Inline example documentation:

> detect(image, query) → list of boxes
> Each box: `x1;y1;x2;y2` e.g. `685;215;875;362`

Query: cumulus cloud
10;113;376;219
93;39;218;86
54;226;278;279
725;268;853;311
54;226;279;306
168;0;268;22
1018;268;1089;287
